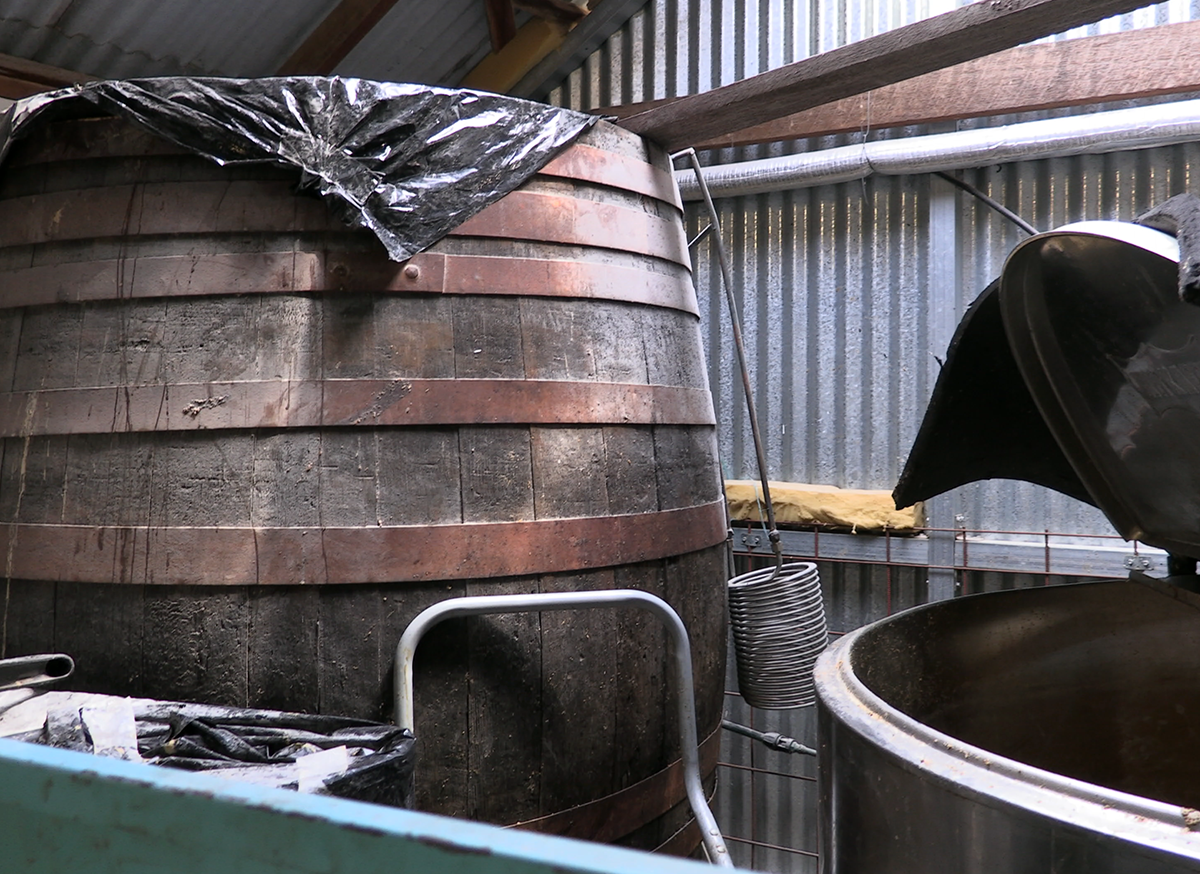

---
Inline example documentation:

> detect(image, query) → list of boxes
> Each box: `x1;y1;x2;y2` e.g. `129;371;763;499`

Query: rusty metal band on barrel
538;143;682;208
0;501;727;585
0;380;716;437
507;725;722;843
0;251;699;315
7;132;681;208
0;188;689;266
652;774;721;858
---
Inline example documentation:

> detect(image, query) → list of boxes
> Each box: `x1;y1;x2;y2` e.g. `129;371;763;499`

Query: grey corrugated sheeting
0;0;341;78
0;0;500;85
720;558;1095;870
335;0;512;86
960;568;1075;594
679;169;1120;543
685;175;934;493
550;0;1200;540
550;1;1197;109
548;1;1200;870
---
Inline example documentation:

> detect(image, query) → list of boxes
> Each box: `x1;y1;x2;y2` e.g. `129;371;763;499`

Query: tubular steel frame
394;589;733;867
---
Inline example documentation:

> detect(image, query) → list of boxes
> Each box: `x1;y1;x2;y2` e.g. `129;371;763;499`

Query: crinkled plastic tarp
30;697;417;809
0;77;599;261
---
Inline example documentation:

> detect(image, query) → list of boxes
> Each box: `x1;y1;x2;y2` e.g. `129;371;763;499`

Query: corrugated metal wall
550;0;1200;542
550;2;1200;870
719;557;1099;872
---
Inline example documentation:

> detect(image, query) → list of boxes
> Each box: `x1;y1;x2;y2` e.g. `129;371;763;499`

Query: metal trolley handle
395;589;733;867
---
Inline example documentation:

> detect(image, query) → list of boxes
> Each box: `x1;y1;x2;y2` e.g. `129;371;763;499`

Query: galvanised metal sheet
0;0;502;86
550;0;1200;541
0;0;342;78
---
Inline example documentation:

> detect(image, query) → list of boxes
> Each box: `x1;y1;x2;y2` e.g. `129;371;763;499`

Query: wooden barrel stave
0;113;727;848
1;424;719;532
2;292;705;385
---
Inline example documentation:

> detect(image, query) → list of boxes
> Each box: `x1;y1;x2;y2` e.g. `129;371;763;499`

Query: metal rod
724;834;819;859
721;719;816;756
718;760;817;783
673;146;782;576
688;224;714;248
394;589;733;867
933;170;1038;235
0;653;74;692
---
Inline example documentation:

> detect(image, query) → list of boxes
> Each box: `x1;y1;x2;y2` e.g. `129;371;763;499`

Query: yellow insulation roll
725;480;924;533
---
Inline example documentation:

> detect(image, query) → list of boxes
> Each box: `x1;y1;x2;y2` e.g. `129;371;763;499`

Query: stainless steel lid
897;221;1200;557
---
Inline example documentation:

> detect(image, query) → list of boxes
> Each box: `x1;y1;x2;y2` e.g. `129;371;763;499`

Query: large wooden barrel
0;111;727;852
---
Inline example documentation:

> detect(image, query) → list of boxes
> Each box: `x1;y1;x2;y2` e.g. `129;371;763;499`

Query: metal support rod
721;719;816;756
394;589;733;867
933;170;1038;236
673;146;782;576
0;653;74;692
688;224;714;248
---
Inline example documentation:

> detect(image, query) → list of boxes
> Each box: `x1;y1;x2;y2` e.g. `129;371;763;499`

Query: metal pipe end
44;655;74;679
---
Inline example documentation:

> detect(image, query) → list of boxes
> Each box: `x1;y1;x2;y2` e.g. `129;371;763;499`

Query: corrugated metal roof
0;0;501;84
335;0;529;86
0;0;339;78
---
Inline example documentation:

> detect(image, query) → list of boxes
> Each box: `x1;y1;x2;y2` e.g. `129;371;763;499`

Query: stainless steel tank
814;575;1200;873
834;213;1200;871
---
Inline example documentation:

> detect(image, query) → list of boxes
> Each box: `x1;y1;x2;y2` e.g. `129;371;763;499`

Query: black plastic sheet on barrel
0;88;727;854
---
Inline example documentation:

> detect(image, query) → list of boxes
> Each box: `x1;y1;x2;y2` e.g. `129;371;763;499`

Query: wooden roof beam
600;20;1200;149
619;0;1162;150
485;0;519;53
277;0;405;76
0;53;95;100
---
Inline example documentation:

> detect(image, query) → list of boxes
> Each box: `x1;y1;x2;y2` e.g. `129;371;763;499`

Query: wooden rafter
277;0;404;76
0;53;95;100
618;0;1162;150
485;0;519;53
600;20;1200;149
514;0;588;26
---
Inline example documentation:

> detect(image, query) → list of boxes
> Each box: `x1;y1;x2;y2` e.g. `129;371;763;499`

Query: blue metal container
0;735;713;874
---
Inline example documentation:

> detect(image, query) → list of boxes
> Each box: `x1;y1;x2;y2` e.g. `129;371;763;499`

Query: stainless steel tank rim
1005;220;1180;267
816;624;1200;859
